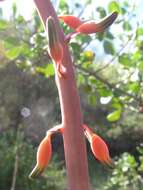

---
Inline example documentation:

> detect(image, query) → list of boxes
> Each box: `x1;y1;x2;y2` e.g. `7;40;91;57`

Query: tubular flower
59;12;118;42
83;124;113;166
58;15;83;30
29;132;52;179
46;16;66;78
76;12;118;34
29;125;64;179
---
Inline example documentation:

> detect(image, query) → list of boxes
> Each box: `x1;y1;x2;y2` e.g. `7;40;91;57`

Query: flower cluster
29;11;117;179
29;124;113;178
46;12;118;78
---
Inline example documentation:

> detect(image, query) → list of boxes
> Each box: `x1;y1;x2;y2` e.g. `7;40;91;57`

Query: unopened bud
76;12;118;34
46;16;63;63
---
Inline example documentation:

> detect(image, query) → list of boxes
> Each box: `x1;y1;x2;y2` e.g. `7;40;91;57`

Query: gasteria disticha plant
29;1;118;189
0;0;118;189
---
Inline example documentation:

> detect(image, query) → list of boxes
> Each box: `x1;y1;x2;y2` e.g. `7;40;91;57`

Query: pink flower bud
46;16;63;63
46;16;66;78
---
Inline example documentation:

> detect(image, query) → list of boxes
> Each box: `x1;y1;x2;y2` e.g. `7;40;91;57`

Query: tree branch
94;33;136;74
77;65;142;103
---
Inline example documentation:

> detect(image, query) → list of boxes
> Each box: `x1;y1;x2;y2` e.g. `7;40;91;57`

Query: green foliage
104;151;143;190
108;1;121;13
103;39;115;55
107;109;121;122
0;20;10;29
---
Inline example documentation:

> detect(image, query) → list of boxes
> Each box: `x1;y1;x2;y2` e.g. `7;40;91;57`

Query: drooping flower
83;124;113;166
29;132;52;179
59;12;118;42
46;16;66;78
29;125;64;179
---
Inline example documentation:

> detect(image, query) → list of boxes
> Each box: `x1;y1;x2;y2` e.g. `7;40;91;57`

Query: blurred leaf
77;73;85;86
138;61;143;72
107;109;121;122
103;40;115;55
88;94;96;106
12;2;17;17
123;21;132;31
84;84;92;93
136;27;143;37
17;15;25;24
5;46;22;60
108;1;120;13
88;76;97;85
96;7;107;18
105;31;114;39
128;82;140;94
96;32;104;41
99;87;112;97
0;20;10;29
4;37;20;47
119;53;130;67
0;8;2;18
36;63;55;77
112;102;122;110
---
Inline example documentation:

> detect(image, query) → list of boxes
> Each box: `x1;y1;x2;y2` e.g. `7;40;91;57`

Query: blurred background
0;0;143;189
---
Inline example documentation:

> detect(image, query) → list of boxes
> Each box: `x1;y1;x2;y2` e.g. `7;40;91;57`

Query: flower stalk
33;0;90;190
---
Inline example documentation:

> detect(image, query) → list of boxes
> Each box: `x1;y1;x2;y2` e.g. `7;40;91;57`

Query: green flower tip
29;164;44;179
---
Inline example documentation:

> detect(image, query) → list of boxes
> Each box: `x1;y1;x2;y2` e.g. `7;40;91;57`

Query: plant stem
33;1;90;189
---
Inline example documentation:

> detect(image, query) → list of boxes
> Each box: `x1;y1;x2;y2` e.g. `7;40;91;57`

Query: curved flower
59;12;118;42
29;132;52;179
83;124;113;166
29;125;64;179
76;12;118;34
